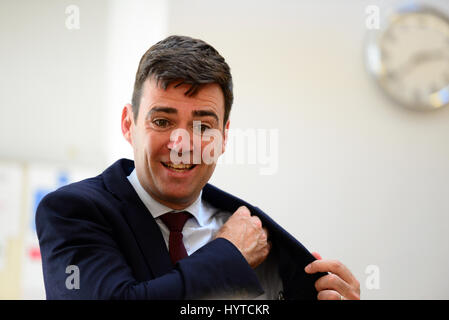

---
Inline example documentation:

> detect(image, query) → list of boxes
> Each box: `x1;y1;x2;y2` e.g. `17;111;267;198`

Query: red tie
160;211;192;264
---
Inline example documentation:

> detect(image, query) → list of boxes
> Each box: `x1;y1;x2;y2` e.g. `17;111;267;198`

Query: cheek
200;134;224;159
133;131;146;155
146;133;170;160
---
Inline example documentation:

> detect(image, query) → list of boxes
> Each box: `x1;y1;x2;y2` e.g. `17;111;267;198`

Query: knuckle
328;273;339;284
307;261;315;272
314;279;321;291
263;247;270;257
315;276;327;292
266;241;272;253
332;260;343;272
251;216;262;228
315;274;326;288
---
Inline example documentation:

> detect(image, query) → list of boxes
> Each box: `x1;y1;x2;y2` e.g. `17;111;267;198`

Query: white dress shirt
127;169;283;299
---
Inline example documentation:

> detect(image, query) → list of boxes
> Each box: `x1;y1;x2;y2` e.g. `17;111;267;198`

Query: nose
167;128;195;154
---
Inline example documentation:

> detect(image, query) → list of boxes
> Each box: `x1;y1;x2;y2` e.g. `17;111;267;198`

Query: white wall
0;0;168;166
104;0;168;165
168;0;449;299
0;0;110;167
0;0;112;299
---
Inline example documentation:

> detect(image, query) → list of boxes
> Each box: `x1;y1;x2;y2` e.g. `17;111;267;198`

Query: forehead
139;78;225;118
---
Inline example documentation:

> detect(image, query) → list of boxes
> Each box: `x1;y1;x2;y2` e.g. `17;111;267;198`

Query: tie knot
160;211;191;232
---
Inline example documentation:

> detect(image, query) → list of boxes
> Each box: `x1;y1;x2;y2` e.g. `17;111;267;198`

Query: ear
121;103;134;145
221;120;230;154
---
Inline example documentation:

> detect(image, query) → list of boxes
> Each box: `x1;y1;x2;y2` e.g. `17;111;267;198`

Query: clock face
366;6;449;111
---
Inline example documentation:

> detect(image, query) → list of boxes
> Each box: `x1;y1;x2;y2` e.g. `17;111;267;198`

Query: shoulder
38;175;109;209
35;174;119;231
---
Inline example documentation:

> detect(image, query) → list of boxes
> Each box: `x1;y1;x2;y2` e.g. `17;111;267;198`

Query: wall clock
365;4;449;111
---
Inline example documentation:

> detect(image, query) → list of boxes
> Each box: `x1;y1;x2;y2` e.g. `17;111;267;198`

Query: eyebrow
146;107;177;120
146;106;219;122
192;110;219;122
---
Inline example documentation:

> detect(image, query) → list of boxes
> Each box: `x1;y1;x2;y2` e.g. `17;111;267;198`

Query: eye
153;119;170;128
193;122;211;133
200;124;211;133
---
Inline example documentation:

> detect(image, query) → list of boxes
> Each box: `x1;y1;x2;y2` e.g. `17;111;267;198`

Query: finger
262;227;269;240
263;241;272;256
314;273;351;298
258;229;270;247
317;290;343;300
305;260;357;286
236;206;250;216
311;251;322;260
250;215;262;228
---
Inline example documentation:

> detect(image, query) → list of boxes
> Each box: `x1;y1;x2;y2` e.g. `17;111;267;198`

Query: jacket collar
102;158;173;278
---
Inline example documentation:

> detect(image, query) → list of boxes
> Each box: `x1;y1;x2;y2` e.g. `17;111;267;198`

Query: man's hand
305;252;361;300
214;206;270;269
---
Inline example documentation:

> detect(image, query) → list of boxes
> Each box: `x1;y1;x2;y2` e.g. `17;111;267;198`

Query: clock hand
386;48;449;79
411;48;449;66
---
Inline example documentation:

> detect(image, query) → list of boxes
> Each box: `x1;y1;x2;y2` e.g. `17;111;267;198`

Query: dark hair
131;35;233;125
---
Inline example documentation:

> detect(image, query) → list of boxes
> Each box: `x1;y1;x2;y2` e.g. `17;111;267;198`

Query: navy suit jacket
36;159;325;299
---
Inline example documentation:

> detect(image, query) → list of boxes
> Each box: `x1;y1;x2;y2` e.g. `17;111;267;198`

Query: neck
151;194;197;210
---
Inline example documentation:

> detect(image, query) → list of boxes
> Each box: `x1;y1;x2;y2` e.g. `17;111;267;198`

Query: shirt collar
127;168;209;227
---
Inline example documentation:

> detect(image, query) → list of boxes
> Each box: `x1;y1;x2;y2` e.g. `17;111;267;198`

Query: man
36;35;360;300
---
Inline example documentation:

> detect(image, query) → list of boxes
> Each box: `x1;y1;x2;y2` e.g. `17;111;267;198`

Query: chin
159;188;199;205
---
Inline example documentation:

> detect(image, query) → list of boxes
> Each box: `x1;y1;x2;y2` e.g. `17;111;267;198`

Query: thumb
311;251;322;260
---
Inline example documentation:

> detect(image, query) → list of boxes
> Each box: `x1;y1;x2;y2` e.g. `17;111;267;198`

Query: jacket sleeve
36;189;263;300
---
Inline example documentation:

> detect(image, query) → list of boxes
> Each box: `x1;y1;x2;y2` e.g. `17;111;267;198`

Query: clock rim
364;4;449;112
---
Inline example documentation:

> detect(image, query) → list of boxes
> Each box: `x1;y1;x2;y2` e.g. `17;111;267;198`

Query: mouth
161;162;197;172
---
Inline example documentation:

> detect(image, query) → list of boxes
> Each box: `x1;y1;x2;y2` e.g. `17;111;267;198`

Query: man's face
122;78;229;209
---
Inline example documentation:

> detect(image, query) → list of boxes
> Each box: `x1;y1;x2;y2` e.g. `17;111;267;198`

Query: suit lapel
102;159;173;278
203;183;324;299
